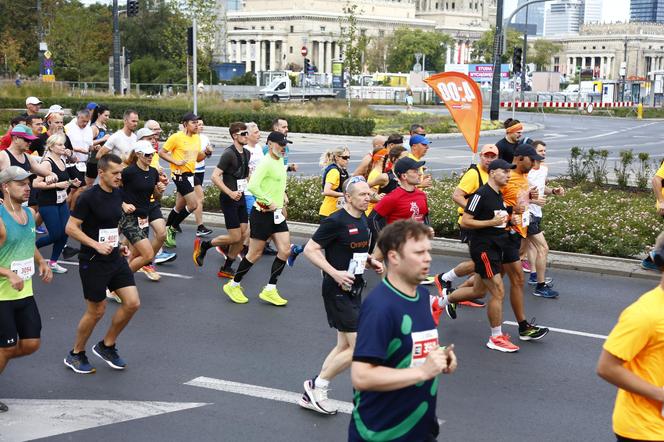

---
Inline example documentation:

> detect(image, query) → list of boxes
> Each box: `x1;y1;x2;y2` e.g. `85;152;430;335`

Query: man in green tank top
0;166;52;413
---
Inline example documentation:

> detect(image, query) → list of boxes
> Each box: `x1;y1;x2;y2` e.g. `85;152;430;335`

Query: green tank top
0;205;35;301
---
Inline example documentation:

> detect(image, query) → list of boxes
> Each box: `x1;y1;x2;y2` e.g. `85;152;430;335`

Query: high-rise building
583;0;603;23
630;0;664;23
514;0;545;35
544;0;583;36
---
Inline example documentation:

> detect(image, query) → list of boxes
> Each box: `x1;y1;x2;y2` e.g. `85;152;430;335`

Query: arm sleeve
373;191;394;217
71;192;90;220
603;301;653;362
247;160;270;204
162;134;176;153
464;193;481;216
217;149;232;171
312;217;339;248
324;168;340;190
457;169;479;195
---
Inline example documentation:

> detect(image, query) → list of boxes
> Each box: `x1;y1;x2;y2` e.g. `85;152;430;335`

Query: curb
167;209;659;282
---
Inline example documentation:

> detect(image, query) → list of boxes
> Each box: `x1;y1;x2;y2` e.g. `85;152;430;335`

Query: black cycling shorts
172;173;195;197
322;276;362;332
221;196;248;230
527;215;542;236
249;209;288;241
0;297;42;347
148;201;163;223
79;257;135;303
194;171;205;186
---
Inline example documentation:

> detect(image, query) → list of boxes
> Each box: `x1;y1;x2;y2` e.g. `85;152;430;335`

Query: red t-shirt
0;131;11;150
373;186;428;224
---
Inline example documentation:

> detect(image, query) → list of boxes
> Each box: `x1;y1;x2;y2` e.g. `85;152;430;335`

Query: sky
504;0;630;23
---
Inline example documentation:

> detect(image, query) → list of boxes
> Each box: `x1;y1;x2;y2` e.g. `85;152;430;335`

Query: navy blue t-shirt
349;278;440;442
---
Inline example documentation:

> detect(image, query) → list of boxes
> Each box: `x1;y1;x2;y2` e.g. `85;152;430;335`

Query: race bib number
187;176;195;187
336;197;346;209
348;252;368;275
409;329;439;368
273;208;285;224
520;211;530;227
98;228;119;247
138;217;149;229
56;189;67;204
75;162;87;173
237;179;248;192
11;258;35;281
493;210;508;229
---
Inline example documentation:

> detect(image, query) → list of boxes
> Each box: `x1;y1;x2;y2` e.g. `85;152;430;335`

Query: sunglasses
339;155;351;160
347;176;366;185
141;152;154;157
236;131;249;136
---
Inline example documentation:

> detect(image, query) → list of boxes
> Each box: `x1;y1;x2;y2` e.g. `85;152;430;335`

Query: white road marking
57;261;193;280
184;376;355;414
0;399;208;441
503;321;608;340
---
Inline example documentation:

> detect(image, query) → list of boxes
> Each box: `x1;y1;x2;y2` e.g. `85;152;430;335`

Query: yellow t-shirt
603;286;664;440
407;152;426;175
501;170;530;237
456;166;489;222
366;168;382;216
162;131;200;175
655;162;664;207
319;167;342;217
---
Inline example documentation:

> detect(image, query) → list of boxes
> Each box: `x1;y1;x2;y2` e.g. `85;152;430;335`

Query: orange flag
424;72;483;153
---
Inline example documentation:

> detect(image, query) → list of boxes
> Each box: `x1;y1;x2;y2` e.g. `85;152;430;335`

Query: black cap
488;159;517;171
394;157;425;175
384;133;404;147
514;144;545;161
267;131;292;146
181;112;199;123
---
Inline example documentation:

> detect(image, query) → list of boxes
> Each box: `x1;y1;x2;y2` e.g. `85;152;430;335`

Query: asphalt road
0;228;655;441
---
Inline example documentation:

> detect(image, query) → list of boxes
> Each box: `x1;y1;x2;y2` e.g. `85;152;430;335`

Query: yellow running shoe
258;287;288;306
222;281;249;304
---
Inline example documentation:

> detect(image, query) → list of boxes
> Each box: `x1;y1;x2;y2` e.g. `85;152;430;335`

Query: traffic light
304;58;311;75
127;0;139;17
512;47;523;74
187;27;194;56
125;49;132;65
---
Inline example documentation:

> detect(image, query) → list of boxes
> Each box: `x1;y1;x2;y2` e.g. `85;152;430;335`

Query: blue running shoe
641;256;659;271
154;251;177;264
64;351;96;374
36;225;47;235
287;244;304;267
528;273;554;286
533;284;559;298
92;341;126;370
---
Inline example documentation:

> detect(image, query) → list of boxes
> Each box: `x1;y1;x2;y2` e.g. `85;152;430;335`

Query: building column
235;40;242;63
318;40;325;73
325;40;332;74
256;40;263;72
269;40;276;71
227;41;233;63
245;40;251;72
446;45;452;64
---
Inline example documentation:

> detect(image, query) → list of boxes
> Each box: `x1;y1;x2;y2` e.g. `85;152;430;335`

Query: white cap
135;127;156;140
133;140;156;155
45;104;64;119
25;96;43;106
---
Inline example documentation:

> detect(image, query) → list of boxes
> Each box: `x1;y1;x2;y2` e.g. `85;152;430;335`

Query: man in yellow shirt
641;162;664;270
407;134;432;188
597;231;664;442
159;112;204;248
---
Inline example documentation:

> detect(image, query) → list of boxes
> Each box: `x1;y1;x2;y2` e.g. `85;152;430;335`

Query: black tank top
89;124;107;165
6;150;31;173
379;170;398;195
37;157;70;206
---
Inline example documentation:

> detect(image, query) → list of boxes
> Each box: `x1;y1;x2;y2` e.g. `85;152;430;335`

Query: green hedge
0;97;375;136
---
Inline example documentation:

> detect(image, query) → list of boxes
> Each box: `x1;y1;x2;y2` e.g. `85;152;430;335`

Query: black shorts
79;257;135;303
172;173;195;197
249;209;288;241
119;212;149;244
194;171;205;186
0;297;42;347
322;276;362;332
148;201;163;223
469;233;521;279
28;186;39;207
527;215;542;236
86;161;98;179
68;164;86;184
459;227;471;244
501;232;522;264
221;196;248;230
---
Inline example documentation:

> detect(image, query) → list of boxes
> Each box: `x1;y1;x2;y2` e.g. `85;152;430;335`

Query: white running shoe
106;289;122;304
49;262;68;274
301;379;337;415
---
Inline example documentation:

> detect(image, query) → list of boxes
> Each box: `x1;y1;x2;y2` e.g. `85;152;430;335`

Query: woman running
318;146;350;220
367;145;407;197
87;105;110;186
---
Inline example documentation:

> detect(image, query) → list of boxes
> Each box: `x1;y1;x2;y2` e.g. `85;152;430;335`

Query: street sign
301;46;308;57
44;50;52;59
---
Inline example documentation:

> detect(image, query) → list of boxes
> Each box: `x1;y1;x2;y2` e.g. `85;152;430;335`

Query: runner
407;134;433;189
349;220;457;442
221;131;291;306
364;147;387;215
641;157;664;271
366;145;407;197
192;122;251;279
193;118;214;237
97;109;138;163
496;118;523;164
23;97;42;117
0;124;57;184
298;177;384;415
87;104;110;186
33;134;81;274
63;154;140;374
0;166;53;413
352;135;387;178
318;146;351;220
160;112;204;248
597;232;664;442
0;116;27;151
64;108;93;208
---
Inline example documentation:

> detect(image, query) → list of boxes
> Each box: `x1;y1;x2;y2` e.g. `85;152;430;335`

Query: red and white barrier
500;101;634;108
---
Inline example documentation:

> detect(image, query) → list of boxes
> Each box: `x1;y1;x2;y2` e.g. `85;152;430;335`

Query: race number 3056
410;329;439;368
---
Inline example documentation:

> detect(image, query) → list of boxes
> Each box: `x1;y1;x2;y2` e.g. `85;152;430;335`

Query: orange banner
424;72;483;153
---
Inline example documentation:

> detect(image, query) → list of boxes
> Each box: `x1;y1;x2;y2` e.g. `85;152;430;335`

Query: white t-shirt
527;164;548;218
105;130;137;160
244;143;264;196
196;133;210;173
64;120;94;162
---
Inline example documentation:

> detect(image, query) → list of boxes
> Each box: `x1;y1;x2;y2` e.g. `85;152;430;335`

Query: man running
298;177;383;415
349;220;457;441
222;131;291;306
63;154;140;374
496;118;523;164
0;124;57;183
194;118;214;237
97;109;138;162
0;166;52;413
193;122;251;279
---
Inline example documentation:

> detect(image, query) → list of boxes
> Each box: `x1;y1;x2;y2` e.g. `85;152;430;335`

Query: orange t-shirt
501;170;530;237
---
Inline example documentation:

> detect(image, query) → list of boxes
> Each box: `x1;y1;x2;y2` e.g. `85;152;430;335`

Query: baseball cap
480;144;499;156
384;134;404;147
394;157;425;175
0;166;31;183
267;131;292;146
488;159;517;171
181;112;199;123
133;140;156;155
514;144;545;161
135;127;156;140
86;102;98;110
45;104;64;119
25;96;42;106
10;124;38;141
372;148;388;163
409;134;431;146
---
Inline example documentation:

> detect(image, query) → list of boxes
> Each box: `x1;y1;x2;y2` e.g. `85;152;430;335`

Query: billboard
445;64;510;84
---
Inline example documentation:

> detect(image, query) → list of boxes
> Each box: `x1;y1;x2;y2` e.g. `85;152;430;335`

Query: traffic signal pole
112;0;121;94
489;0;504;121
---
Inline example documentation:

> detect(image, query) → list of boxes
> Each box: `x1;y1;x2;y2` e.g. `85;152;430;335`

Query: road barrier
500;101;634;109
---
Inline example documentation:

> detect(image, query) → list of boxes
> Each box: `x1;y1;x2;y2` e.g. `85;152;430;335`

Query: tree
0;32;26;76
339;2;367;77
385;28;452;73
471;27;522;64
530;39;562;71
365;38;388;73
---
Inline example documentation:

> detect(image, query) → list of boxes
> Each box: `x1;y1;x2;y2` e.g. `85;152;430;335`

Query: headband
506;123;523;134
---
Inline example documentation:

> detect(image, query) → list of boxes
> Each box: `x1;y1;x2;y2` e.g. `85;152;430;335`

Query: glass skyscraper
630;0;664;22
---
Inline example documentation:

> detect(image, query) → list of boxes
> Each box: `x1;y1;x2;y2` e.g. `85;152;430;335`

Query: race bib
138;217;149;229
348;252;369;275
56;189;67;204
409;329;439;368
273;208;285;224
336;197;346;209
237;179;248;192
520;211;530;227
187;176;195;187
11;257;35;281
75;162;87;173
98;228;119;247
493;210;508;229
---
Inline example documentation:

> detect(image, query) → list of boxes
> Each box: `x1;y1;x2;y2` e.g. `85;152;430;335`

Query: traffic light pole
520;5;528;102
193;18;197;115
112;0;121;95
489;0;504;121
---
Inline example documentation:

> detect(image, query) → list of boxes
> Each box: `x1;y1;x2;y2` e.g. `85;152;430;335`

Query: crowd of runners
0;96;661;442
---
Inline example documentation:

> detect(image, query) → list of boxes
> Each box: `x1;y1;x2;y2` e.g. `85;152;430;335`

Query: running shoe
641;257;660;271
287;244;304;267
174;224;183;233
139;265;161;281
106;289;122;304
300;378;337;415
433;274;451;296
193;238;209;267
459;299;485;308
445;302;457;320
486;335;520;353
64;351;96;374
533;284;559;298
521;259;532;273
519;319;549;341
222;282;249;304
421;276;435;285
0;401;7;412
62;245;79;259
258;286;288;306
154;251;177;264
164;226;177;248
36;225;47;235
92;341;126;370
196;225;213;237
528;273;554;286
217;268;235;279
263;244;278;255
216;245;229;259
48;262;68;274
